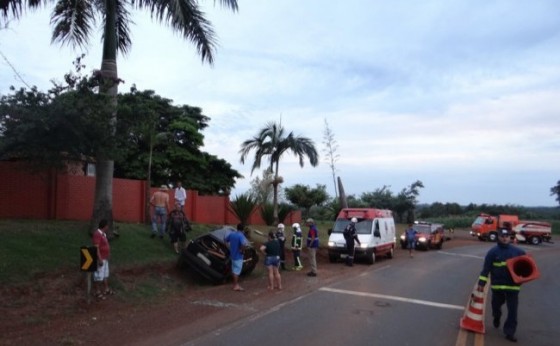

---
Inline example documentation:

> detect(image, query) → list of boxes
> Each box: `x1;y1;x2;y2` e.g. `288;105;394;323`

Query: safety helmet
292;223;300;229
351;217;358;223
277;223;285;229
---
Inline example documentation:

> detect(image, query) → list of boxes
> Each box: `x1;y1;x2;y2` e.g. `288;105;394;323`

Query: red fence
0;162;300;225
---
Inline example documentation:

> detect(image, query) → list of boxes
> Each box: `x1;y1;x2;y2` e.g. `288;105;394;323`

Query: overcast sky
1;0;560;206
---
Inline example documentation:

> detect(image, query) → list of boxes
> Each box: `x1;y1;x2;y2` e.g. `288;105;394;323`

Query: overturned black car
177;226;259;284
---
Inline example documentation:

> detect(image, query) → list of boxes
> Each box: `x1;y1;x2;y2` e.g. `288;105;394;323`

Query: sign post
80;246;98;304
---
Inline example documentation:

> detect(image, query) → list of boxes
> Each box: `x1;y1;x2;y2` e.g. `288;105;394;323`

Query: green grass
3;217;553;286
0;219;217;284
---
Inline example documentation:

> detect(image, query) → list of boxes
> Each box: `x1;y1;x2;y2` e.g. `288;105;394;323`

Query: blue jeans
152;206;167;235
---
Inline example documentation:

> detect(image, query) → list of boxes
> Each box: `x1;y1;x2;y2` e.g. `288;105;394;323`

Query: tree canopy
116;87;241;194
0;81;241;195
240;121;319;223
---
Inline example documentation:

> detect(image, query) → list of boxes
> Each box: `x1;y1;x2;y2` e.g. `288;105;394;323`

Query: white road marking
319;287;464;310
438;251;484;260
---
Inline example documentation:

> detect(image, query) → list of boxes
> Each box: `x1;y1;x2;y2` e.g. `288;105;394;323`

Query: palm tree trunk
91;0;118;234
272;161;280;224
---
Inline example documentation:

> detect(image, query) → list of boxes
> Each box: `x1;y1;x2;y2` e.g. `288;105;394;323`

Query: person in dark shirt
343;217;361;266
478;228;526;343
260;231;282;290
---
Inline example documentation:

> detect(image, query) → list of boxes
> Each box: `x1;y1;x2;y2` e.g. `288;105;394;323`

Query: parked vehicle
471;213;552;244
177;226;259;284
399;221;445;250
513;222;553;245
470;214;519;241
327;208;396;264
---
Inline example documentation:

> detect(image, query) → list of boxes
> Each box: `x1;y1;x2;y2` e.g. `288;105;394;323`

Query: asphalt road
184;241;559;346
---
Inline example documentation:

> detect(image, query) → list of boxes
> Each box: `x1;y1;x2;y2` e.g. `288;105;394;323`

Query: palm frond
133;0;217;64
1;0;44;22
114;0;132;54
51;0;96;49
229;193;257;226
214;0;238;11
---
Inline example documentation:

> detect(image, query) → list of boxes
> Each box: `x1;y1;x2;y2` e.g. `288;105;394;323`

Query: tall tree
239;121;319;223
322;119;339;198
248;169;274;204
116;88;241;195
551;180;560;206
284;183;329;219
1;0;239;232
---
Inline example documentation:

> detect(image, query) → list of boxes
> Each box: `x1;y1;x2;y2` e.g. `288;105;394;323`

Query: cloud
1;1;559;206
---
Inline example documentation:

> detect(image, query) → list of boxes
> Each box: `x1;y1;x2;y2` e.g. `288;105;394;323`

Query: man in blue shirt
405;223;417;258
305;218;319;277
226;223;249;291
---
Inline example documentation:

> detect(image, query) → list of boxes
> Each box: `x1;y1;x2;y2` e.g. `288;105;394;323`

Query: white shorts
94;259;110;281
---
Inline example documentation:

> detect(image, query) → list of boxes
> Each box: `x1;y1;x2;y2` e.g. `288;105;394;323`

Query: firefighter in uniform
477;228;526;343
343;217;361;266
290;223;303;270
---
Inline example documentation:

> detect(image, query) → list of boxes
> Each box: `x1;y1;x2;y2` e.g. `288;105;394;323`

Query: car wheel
530;236;541;245
367;251;376;265
488;232;498;242
386;246;394;259
329;254;338;263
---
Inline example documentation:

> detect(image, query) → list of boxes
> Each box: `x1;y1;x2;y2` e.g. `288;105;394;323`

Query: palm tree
1;0;238;232
240;121;319;224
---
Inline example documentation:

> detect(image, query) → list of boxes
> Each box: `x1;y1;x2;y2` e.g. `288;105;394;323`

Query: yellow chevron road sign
80;246;98;272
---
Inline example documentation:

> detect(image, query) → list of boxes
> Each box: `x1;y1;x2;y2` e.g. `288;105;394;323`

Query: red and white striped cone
460;286;486;334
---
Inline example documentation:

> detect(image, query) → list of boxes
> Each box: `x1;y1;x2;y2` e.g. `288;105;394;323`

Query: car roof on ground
209;227;236;242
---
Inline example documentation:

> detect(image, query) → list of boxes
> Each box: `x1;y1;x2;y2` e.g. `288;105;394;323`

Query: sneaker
307;272;317;277
493;317;500;328
150;234;156;239
159;235;164;239
294;266;303;271
505;335;517;343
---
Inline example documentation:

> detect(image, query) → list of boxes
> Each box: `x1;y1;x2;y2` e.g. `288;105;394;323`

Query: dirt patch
0;231;477;346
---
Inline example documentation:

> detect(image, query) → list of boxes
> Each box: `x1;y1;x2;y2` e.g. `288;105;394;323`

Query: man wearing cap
305;218;319;277
150;185;170;239
477;228;526;343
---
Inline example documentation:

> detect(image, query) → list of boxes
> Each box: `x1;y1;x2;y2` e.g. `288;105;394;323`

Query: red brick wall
0;162;301;225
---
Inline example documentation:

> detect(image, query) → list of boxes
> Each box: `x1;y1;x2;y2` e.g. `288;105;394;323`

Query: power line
0;48;32;89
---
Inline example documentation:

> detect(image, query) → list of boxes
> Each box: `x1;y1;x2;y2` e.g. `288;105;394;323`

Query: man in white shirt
174;181;187;209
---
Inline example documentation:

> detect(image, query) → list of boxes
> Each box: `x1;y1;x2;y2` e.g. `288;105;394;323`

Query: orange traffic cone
507;254;540;284
460;286;486;334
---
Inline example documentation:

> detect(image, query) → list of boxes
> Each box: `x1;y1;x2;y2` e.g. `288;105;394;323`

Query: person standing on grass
174;181;187;209
167;202;190;254
226;223;249;291
260;231;283;291
150;185;170;239
405;223;417;258
93;219;114;299
305;218;319;277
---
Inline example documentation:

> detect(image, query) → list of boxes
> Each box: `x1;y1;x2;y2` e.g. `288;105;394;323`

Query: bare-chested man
150;185;170;239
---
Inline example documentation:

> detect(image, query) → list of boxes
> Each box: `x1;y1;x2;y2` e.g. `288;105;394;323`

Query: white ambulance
327;208;396;264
